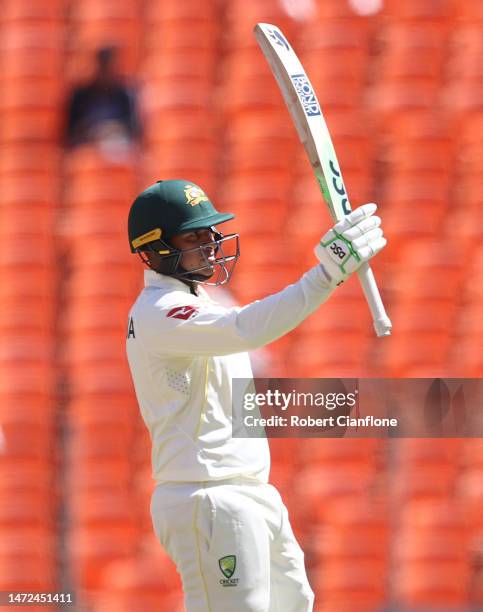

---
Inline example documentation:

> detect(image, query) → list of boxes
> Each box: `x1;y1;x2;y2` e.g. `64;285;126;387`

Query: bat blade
254;22;392;337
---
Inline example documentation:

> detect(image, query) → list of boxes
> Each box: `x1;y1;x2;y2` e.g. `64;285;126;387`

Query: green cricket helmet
128;180;239;285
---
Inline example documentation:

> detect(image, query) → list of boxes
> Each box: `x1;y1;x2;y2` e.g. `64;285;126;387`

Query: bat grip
357;262;392;337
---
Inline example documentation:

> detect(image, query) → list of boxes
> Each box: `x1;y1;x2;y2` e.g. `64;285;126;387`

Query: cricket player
126;179;386;611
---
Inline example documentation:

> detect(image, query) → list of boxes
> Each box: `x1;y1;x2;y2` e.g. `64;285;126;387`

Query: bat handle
357;262;392;337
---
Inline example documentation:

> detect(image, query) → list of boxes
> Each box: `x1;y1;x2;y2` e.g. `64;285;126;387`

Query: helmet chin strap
172;263;218;284
173;268;208;283
180;261;231;286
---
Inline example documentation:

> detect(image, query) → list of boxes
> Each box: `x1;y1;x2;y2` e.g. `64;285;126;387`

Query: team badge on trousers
219;555;238;586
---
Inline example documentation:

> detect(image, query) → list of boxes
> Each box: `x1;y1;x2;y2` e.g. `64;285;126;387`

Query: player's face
170;229;217;277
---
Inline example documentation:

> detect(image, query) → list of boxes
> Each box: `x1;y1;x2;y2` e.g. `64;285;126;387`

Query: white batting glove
315;203;387;286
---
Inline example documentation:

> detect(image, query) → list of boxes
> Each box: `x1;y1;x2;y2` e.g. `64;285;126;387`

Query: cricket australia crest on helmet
184;184;209;207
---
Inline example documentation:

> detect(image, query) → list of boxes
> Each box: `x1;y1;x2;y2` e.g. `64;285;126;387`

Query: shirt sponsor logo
166;305;199;321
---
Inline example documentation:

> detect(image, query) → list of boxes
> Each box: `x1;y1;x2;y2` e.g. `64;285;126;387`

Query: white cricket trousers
151;478;314;612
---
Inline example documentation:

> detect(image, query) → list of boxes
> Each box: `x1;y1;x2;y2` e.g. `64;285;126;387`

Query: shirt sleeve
136;265;336;357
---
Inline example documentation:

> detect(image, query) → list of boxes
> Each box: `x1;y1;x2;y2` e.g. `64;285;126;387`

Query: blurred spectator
65;46;141;153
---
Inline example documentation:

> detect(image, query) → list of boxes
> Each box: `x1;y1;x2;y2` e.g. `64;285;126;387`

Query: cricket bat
254;23;392;337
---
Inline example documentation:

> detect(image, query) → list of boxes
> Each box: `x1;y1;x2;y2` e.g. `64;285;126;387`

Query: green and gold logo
218;555;236;579
184;185;208;207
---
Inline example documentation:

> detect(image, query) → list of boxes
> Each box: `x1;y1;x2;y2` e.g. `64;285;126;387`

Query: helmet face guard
135;228;240;286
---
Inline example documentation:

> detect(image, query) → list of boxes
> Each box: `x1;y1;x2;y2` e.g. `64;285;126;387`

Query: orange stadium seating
0;0;481;608
0;0;62;596
393;500;471;606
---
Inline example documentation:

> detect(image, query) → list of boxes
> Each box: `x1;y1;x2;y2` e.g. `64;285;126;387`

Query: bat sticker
268;28;290;51
329;160;351;214
290;74;321;117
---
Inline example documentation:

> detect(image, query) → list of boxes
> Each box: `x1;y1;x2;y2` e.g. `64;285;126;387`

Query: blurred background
0;0;481;610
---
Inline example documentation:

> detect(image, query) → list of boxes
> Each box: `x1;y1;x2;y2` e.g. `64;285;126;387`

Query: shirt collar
144;270;192;293
143;270;215;301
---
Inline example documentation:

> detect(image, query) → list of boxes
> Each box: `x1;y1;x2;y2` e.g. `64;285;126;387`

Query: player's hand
314;203;386;286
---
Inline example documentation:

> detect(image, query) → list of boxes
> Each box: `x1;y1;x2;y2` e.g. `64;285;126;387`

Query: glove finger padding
356;236;387;260
341;216;381;241
314;203;386;287
352;227;384;251
334;203;377;233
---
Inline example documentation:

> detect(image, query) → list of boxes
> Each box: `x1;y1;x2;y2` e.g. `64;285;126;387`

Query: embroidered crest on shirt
167;305;199;320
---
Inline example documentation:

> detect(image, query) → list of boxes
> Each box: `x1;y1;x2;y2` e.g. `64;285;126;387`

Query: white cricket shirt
126;266;335;483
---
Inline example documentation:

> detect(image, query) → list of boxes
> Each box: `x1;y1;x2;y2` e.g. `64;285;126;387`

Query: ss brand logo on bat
329;160;351;215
